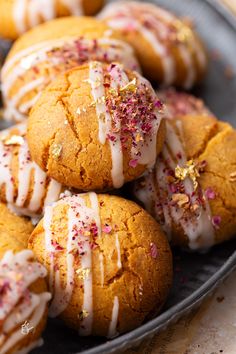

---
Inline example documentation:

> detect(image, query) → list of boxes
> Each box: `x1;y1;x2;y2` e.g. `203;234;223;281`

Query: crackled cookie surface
29;193;172;337
28;61;165;190
0;235;51;354
0;0;104;40
0;123;63;219
1;16;139;122
133;91;236;250
99;1;207;88
0;202;34;248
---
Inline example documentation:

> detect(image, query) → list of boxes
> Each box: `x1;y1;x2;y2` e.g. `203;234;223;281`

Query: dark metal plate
1;0;236;353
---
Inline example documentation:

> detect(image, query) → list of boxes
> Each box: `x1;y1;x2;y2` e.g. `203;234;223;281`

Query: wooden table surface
223;0;236;13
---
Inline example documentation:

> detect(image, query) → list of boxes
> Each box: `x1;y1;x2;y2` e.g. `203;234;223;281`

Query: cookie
99;1;207;88
28;193;173;337
0;0;104;40
0;223;51;354
133;91;236;250
1;16;140;122
27;61;165;190
0;123;63;219
0;202;34;248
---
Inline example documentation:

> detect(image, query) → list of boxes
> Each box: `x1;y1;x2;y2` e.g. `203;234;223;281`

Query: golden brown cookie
133;91;236;250
158;88;211;118
0;202;34;248
99;1;207;88
28;193;173;337
0;218;51;354
0;123;64;218
1;16;139;122
27;61;165;190
0;0;104;40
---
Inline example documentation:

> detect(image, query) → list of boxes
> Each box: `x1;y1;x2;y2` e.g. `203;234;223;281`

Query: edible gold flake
120;78;137;93
96;96;106;104
177;27;192;43
191;203;200;212
98;113;106;122
91;61;99;69
83;78;93;85
135;133;143;142
52;143;62;160
174;20;192;43
229;171;236;182
175;160;200;190
78;309;89;321
172;193;189;208
109;87;118;96
84;78;101;88
76;268;90;280
89;101;96;108
3;135;24;146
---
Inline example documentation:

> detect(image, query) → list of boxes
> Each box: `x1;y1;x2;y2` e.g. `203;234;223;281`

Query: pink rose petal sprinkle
150;243;158;259
129;159;138;168
205;187;216;200
102;225;112;234
212;215;221;229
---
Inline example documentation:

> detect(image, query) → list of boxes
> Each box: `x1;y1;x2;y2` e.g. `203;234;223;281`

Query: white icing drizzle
0;250;51;354
43;193;122;336
44;193;100;335
99;1;207;87
89;191;101;237
13;0;55;34
88;61;161;187
135;121;215;249
115;234;122;269
12;0;28;34
28;0;55;28
131;74;161;169
0;123;63;218
4;78;45;122
1;37;139;122
99;253;104;288
108;296;119;338
88;62;127;188
60;0;83;15
104;15;176;86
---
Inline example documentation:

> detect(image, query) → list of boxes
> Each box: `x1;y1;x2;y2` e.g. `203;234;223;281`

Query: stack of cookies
0;1;235;353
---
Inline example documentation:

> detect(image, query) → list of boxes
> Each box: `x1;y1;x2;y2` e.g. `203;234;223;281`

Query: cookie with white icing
27;61;165;190
0;231;51;354
0;123;63;219
99;1;207;88
158;88;211;118
0;0;104;40
133;91;236;250
28;193;173;337
1;16;140;123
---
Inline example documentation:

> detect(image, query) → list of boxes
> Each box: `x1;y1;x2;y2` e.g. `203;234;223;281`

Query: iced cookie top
99;1;207;88
0;123;62;218
0;250;51;354
28;61;165;190
2;36;139;122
